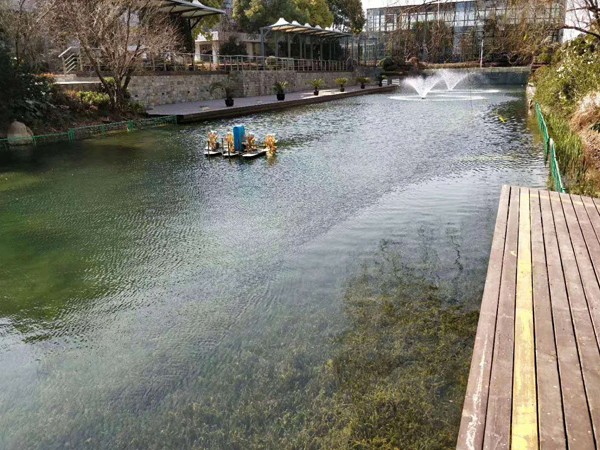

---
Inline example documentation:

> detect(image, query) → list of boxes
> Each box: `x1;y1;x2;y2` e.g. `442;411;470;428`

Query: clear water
0;88;545;449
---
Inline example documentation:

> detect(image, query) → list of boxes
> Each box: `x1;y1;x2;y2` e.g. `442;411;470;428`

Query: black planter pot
340;87;345;92
313;89;319;96
360;83;365;89
225;97;234;107
378;81;383;87
276;93;285;101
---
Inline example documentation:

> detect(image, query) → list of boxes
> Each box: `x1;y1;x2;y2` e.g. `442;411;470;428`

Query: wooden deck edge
457;185;511;450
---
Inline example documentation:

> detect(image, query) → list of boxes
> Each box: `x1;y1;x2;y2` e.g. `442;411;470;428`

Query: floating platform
241;149;267;159
458;186;600;449
147;85;396;124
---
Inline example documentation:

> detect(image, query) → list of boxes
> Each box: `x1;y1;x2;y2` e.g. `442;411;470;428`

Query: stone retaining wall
239;71;355;97
56;70;370;108
127;73;229;107
127;71;357;107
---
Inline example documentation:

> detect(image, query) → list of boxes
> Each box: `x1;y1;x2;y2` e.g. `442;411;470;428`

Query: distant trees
0;0;49;69
220;35;247;55
233;0;334;33
328;0;365;34
384;0;566;64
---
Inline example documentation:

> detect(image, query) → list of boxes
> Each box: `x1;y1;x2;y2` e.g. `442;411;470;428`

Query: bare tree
563;0;600;40
0;0;50;68
45;0;180;110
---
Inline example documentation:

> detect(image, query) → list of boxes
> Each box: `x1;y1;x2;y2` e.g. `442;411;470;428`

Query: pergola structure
260;18;352;61
157;0;225;29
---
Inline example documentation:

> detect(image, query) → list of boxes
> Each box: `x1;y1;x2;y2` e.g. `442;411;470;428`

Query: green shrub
534;34;600;195
309;78;325;89
378;56;399;72
77;91;111;109
534;35;600;118
0;45;55;127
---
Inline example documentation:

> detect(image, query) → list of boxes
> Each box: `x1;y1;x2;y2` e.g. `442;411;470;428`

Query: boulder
7;120;34;146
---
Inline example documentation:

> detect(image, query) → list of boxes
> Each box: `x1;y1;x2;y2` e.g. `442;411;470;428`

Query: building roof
157;0;225;18
264;18;352;37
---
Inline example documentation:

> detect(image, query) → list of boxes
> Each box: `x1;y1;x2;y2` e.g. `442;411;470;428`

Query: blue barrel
233;125;245;153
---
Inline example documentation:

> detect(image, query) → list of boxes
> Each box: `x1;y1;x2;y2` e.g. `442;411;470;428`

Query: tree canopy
328;0;364;34
233;0;364;34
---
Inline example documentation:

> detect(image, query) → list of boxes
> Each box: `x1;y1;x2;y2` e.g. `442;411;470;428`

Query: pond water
0;87;545;449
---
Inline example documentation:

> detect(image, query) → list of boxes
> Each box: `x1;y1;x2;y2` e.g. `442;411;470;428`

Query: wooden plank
543;191;595;449
558;193;600;443
579;195;600;335
511;188;538;449
582;196;600;244
457;185;511;450
530;190;566;449
483;186;520;450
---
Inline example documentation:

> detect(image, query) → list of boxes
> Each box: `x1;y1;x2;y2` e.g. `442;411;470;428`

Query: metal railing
59;49;349;74
535;102;566;193
0;116;177;150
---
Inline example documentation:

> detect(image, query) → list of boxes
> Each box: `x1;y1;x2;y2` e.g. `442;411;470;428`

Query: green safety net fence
535;103;566;193
0;115;177;150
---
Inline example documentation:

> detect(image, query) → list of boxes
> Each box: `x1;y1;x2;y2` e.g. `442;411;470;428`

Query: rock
7;121;34;146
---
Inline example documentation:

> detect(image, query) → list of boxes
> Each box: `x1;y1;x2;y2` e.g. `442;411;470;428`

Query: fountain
438;69;470;91
403;74;442;99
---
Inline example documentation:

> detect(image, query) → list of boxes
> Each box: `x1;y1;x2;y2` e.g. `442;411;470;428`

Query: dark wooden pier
146;85;396;123
458;186;600;449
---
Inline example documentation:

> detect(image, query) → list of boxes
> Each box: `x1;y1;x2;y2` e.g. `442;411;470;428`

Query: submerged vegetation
99;241;478;450
533;35;600;195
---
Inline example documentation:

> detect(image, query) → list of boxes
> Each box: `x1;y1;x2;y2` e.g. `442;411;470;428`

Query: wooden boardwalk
458;186;600;450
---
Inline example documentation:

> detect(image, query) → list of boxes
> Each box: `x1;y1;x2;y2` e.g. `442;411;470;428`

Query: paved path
458;186;600;450
146;85;396;123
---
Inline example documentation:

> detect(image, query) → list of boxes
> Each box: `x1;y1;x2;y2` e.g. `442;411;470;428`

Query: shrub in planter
209;80;237;107
335;77;348;92
273;80;289;101
356;76;370;89
309;79;325;95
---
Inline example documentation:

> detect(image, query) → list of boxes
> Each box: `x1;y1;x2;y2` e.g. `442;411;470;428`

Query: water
403;74;442;98
439;69;470;90
0;88;545;449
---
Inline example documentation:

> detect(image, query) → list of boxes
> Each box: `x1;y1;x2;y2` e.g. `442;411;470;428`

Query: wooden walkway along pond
458;186;600;450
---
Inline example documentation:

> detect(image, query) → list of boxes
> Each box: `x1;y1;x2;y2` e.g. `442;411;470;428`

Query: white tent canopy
264;17;351;38
157;0;225;19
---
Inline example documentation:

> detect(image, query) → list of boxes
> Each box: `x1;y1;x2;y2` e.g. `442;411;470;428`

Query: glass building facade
365;0;566;61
